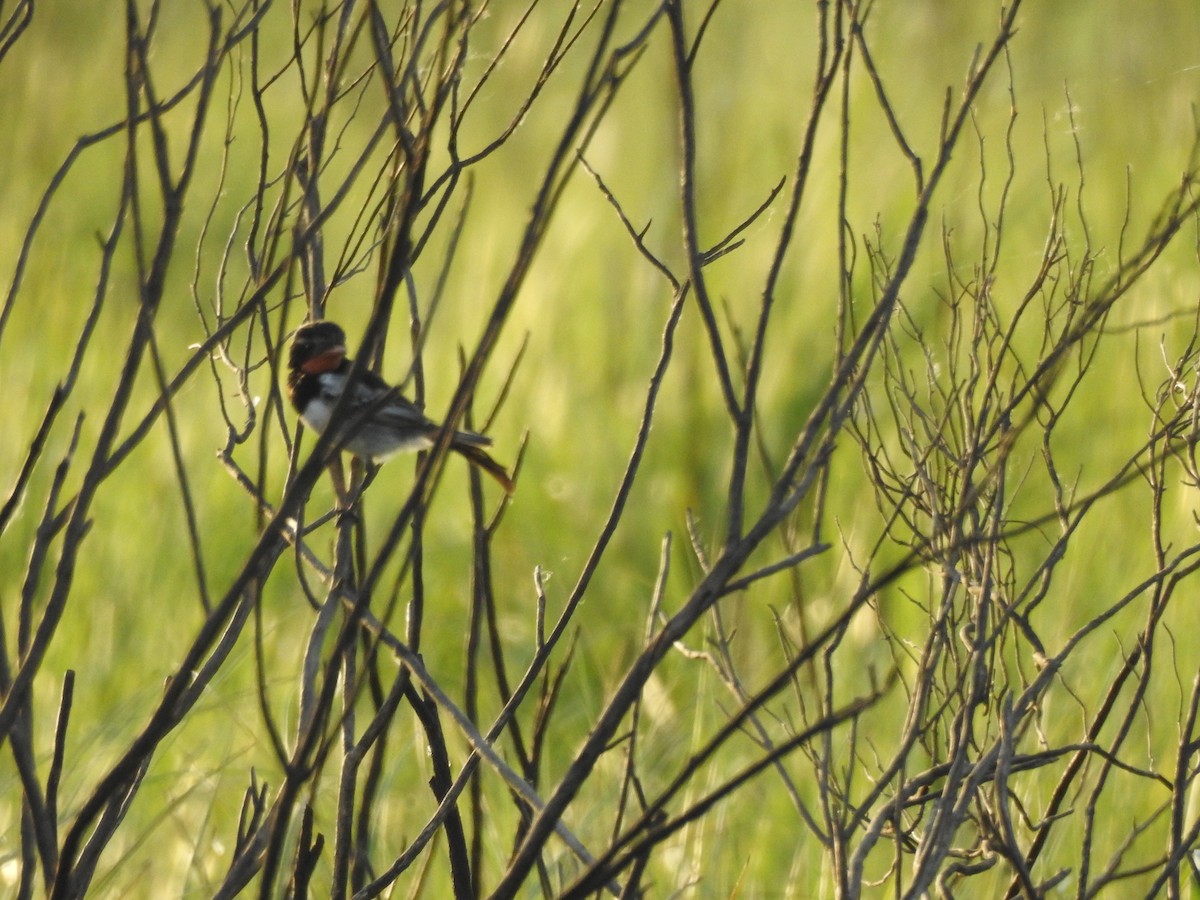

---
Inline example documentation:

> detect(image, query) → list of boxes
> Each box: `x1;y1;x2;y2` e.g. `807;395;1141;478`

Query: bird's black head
289;320;348;373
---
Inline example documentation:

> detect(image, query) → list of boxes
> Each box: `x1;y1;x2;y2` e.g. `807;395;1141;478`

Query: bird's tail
451;428;493;449
453;441;515;494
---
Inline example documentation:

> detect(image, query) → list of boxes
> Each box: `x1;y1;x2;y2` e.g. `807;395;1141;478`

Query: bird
286;320;514;493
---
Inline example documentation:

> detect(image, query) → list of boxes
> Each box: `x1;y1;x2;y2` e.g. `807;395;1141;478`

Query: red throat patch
300;346;346;374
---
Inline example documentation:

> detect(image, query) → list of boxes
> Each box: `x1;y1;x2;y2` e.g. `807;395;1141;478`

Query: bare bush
2;1;1200;897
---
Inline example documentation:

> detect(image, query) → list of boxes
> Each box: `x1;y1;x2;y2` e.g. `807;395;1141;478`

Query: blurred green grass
2;0;1200;895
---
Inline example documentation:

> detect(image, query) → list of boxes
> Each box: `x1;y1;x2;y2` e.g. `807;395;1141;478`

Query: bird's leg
348;457;371;573
331;456;375;511
356;458;382;494
328;455;350;509
349;455;367;499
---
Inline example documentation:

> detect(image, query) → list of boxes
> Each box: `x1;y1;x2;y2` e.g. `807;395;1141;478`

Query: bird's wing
341;372;437;432
372;396;438;433
339;368;492;446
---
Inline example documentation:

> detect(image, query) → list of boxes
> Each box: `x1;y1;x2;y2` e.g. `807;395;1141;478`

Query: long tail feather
453;442;515;494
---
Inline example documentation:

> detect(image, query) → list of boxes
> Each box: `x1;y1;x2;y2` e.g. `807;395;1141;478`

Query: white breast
298;373;342;433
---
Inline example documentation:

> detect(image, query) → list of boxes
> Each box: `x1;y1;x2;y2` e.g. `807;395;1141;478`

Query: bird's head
289;320;348;374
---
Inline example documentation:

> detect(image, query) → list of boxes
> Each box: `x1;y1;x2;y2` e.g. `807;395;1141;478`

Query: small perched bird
287;320;514;493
